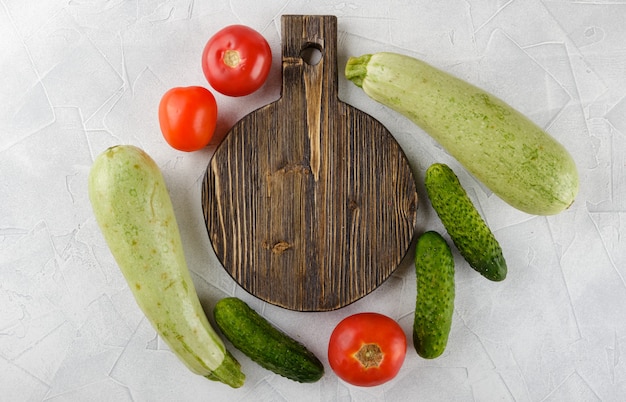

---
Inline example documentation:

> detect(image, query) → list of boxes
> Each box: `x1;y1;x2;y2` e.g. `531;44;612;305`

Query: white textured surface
2;1;625;401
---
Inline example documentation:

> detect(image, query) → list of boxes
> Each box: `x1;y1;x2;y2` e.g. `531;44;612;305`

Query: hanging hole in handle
300;43;323;65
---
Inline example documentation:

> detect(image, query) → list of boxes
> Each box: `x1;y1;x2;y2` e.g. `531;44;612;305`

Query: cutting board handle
281;15;339;101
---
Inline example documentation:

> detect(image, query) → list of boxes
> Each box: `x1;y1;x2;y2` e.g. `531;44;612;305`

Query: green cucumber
425;163;507;281
213;297;324;383
88;145;244;388
345;52;578;216
413;231;455;359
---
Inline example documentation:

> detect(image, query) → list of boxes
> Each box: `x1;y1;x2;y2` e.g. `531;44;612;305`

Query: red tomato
158;86;217;152
201;25;272;97
328;312;407;387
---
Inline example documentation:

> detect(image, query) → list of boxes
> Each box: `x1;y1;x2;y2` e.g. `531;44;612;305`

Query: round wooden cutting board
201;15;418;311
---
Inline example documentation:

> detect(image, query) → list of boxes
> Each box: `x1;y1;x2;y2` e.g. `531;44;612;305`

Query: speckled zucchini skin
413;231;455;359
425;163;507;281
214;297;324;383
88;145;244;388
345;52;578;216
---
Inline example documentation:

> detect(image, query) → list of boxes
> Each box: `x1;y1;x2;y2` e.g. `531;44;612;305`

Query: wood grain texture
202;15;418;311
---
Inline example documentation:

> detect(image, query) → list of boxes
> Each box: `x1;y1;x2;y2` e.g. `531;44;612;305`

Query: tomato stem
223;50;241;68
355;343;383;368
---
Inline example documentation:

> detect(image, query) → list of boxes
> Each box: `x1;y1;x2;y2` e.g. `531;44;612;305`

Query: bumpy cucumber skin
425;163;507;281
88;145;244;388
345;52;579;216
214;297;324;383
414;231;455;359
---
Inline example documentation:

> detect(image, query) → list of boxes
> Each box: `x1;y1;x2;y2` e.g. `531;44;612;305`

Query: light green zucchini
88;145;244;388
345;52;579;215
